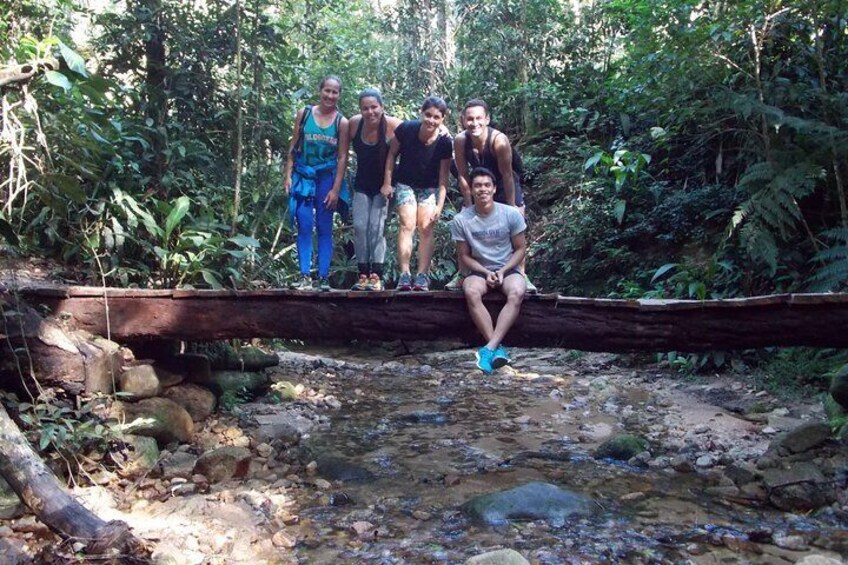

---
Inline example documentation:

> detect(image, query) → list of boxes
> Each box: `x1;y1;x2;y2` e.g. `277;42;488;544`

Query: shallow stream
270;347;847;564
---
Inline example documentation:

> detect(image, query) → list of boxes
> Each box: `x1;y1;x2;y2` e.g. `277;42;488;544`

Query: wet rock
163;383;217;422
207;370;269;399
671;455;694;473
246;408;314;446
465;548;530;565
794;555;844;565
397;410;448;425
772;532;808;550
0;476;24;520
762;463;830;511
724;462;758;486
118;364;162;398
462;481;592;527
770;422;832;454
577;422;613;442
594;434;649;461
113;398;194;444
193;446;252;483
157;451;198;480
111;434;160;478
272;530;297;549
829;364;848;409
315;455;375;482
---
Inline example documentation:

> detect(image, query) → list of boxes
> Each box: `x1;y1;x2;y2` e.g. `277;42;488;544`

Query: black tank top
352;118;387;196
463;128;524;206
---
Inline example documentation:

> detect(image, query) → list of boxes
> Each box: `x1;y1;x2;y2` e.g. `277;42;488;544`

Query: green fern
808;228;848;292
732;161;822;271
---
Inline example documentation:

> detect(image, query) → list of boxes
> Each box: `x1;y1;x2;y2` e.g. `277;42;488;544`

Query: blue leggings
295;170;335;278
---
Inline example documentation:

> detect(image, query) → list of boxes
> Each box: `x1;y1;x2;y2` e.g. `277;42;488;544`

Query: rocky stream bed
1;345;846;564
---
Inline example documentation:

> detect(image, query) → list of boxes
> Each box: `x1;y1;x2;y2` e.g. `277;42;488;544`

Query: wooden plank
13;285;848;351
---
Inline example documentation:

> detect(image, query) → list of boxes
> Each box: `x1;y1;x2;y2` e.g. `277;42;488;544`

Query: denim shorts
395;183;437;208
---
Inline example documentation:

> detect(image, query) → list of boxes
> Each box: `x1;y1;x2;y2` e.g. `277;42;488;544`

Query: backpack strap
295;105;312;156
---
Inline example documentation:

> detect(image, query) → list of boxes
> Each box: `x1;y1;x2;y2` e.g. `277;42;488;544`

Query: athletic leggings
352;191;388;268
295;169;335;278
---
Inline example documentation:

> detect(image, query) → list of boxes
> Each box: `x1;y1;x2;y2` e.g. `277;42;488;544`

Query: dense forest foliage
2;0;847;300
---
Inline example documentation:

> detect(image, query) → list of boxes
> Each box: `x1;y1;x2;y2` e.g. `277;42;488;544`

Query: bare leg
463;276;494;342
486;274;526;350
416;205;437;274
397;203;417;273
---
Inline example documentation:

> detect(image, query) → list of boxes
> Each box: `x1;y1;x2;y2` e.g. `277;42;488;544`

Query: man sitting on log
450;167;527;374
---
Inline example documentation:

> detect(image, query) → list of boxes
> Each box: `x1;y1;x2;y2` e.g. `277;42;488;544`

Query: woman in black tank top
348;89;401;291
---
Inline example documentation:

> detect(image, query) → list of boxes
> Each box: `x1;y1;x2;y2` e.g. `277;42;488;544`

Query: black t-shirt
393;120;453;188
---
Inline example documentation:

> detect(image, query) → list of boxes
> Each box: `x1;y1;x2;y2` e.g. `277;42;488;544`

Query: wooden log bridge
11;285;848;352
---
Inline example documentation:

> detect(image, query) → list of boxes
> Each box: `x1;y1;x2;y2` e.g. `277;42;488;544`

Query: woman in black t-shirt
348;88;402;291
381;97;453;291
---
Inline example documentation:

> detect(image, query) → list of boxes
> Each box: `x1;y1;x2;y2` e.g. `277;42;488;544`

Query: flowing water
267;347;846;564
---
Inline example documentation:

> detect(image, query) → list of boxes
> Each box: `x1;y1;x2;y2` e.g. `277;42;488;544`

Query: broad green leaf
651;263;678;284
201;269;224;289
584;151;604;171
164;196;191;242
44;70;71;91
228;234;260;248
58;41;88;77
613;199;627;225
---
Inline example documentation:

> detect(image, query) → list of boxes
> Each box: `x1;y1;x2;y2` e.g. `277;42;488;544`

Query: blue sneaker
475;346;495;374
492;345;511;369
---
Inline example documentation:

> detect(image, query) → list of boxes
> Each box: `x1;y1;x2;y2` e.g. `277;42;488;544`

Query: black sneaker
396;272;413;291
413;273;430;291
318;277;331;292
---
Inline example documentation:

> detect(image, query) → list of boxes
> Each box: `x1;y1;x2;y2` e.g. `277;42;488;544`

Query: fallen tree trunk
0;294;123;395
15;285;848;351
0;403;148;558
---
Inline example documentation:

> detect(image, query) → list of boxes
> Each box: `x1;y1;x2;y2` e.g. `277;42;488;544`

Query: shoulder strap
354;116;365;140
484;128;497;157
296;105;312;155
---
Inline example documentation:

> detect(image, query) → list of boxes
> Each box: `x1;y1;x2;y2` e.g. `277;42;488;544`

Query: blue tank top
302;108;340;166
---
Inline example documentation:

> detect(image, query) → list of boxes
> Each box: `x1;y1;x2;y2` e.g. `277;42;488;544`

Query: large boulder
830;364;848;410
112;398;194;444
109;434;160;478
462;482;592;527
762;462;830;511
193;446;252;483
769;422;831;455
163;383;217;422
118;364;162;399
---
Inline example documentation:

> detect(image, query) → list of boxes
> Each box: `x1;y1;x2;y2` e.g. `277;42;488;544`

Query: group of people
284;75;531;373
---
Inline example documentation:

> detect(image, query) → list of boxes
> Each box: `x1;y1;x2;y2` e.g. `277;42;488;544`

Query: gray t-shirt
450;203;526;271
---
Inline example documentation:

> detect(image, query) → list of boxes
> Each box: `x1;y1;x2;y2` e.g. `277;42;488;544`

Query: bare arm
323;116;350;209
456;240;490;275
381;136;400;198
454;132;472;208
284;107;306;193
494;134;516;207
433;158;450;221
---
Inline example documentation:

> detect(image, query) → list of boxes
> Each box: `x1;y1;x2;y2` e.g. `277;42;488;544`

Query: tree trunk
0;403;148;558
16;285;848;352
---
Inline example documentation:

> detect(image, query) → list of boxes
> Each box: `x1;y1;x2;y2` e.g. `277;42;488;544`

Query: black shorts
466;267;523;280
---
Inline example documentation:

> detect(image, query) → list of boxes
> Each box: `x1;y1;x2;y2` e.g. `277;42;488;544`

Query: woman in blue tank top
348;88;401;291
284;76;350;291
